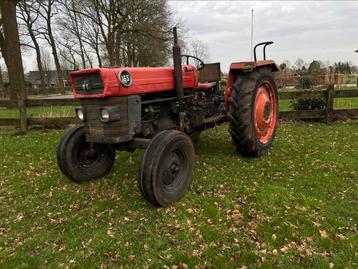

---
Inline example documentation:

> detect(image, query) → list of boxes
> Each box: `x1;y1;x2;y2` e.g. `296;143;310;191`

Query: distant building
28;70;71;88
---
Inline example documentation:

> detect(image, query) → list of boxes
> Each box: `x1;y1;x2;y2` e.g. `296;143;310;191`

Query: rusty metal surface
199;63;221;83
230;60;279;72
172;27;184;99
80;96;131;144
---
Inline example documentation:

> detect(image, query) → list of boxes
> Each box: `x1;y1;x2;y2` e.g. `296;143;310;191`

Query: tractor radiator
74;72;104;95
80;96;141;144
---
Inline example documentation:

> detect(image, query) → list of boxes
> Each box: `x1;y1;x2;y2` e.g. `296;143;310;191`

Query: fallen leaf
319;230;328;238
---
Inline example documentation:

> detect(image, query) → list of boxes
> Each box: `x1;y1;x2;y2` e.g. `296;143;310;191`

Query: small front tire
139;130;195;206
56;125;115;182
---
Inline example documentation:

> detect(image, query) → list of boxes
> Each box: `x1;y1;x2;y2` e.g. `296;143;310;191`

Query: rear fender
225;60;279;111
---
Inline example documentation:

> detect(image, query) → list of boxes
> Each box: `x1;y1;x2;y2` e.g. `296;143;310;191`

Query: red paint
225;60;279;111
229;60;279;72
70;65;199;99
196;82;216;91
254;81;277;144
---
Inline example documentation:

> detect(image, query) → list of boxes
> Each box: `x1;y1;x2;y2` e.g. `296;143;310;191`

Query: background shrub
290;98;326;111
298;75;314;89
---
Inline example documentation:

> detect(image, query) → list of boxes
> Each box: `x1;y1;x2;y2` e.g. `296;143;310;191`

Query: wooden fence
0;87;72;99
0;85;358;131
279;85;358;122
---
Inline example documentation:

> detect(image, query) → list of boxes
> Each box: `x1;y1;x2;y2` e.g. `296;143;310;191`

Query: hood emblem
119;70;132;87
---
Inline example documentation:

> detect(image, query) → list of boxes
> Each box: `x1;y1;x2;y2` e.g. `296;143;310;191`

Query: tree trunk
0;0;27;132
48;29;65;94
29;32;46;91
0;66;4;97
95;43;102;67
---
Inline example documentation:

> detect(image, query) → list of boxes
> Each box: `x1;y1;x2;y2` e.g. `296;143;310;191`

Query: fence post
325;84;334;124
18;94;28;133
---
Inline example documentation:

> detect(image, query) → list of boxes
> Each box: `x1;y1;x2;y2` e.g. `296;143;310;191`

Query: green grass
0;122;357;268
343;75;357;85
0;106;75;119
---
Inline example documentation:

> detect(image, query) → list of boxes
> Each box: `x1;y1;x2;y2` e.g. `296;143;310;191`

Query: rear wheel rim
254;81;277;144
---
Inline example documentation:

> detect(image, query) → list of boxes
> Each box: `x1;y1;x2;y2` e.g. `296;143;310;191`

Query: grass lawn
0;122;357;268
0;106;75;119
1;99;358;116
343;75;357;85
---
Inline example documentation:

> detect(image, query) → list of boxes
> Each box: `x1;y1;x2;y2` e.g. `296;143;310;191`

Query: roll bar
254;41;274;62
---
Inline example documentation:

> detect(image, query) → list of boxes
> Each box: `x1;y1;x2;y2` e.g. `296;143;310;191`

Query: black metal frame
181;54;205;71
254;41;274;62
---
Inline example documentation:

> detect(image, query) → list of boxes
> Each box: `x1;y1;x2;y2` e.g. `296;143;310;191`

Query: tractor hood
70;66;199;99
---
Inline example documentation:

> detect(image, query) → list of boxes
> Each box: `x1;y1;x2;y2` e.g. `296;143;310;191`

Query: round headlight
76;108;84;121
100;109;110;122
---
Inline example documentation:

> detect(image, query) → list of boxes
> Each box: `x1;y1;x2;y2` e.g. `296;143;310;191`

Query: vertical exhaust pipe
173;27;184;99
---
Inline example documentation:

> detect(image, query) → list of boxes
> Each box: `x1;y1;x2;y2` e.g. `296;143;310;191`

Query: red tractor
57;28;279;206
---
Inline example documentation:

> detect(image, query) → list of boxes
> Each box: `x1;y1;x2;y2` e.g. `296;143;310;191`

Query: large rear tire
57;125;115;182
228;68;278;157
139;130;195;206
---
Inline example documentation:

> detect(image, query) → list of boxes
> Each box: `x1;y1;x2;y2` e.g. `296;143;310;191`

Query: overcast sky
168;1;358;72
19;1;358;72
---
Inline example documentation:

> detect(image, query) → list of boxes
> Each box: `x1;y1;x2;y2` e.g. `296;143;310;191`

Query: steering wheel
181;54;205;71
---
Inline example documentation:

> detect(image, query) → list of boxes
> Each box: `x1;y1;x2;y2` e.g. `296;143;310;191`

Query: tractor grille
80;97;131;143
74;72;104;95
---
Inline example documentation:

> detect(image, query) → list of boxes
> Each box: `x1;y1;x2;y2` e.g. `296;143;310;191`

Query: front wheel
56;126;115;182
228;68;278;156
139;130;195;206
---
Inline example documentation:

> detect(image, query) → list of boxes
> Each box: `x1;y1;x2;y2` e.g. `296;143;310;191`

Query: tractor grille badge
82;80;90;91
119;70;132;87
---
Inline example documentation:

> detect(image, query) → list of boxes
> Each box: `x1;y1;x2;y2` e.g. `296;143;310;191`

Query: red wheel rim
254;81;277;144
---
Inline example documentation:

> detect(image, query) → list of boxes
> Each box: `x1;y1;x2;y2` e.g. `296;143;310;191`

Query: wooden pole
19;96;27;133
325;84;334;124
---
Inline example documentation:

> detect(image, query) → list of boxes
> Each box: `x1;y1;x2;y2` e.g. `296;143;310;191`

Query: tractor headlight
100;106;121;123
76;108;85;121
100;109;110;122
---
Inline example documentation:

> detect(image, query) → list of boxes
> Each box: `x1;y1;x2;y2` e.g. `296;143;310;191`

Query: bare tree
0;1;26;99
18;0;46;89
41;48;52;87
63;0;172;67
37;0;65;94
57;0;91;69
295;58;304;71
0;63;5;96
0;0;27;131
184;38;210;62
